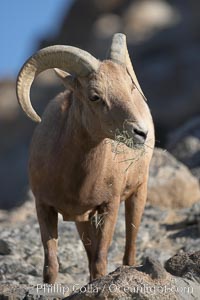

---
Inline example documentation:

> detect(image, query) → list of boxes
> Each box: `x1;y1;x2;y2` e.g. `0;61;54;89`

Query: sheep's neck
65;98;107;161
69;99;103;147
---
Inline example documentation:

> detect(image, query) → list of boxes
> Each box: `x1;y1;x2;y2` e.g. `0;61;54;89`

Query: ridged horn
16;46;99;122
108;33;146;100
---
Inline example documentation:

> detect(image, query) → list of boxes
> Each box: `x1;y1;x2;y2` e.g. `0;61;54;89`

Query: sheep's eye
89;94;101;102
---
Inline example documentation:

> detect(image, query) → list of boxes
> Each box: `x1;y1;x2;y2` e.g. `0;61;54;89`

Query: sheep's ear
54;68;76;91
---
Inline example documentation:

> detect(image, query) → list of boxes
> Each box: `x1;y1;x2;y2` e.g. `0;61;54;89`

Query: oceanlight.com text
36;282;193;296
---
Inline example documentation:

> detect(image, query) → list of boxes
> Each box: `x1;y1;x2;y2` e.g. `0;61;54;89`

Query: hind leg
36;200;58;283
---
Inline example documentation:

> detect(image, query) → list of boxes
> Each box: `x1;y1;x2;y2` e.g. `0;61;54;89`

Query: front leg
91;198;120;280
123;181;147;265
36;201;58;284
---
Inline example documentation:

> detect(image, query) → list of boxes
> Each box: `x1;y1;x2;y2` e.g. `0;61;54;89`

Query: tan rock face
148;148;200;208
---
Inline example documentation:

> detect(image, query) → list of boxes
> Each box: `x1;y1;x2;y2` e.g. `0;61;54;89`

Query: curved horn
16;46;99;122
108;33;146;100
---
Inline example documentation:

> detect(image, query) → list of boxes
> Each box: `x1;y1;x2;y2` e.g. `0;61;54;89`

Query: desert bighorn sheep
16;33;155;283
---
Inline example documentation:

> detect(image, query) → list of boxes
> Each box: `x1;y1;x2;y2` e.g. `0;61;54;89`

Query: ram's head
17;33;150;147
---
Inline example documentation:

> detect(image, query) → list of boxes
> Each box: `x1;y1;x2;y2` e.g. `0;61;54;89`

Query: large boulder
166;117;200;180
165;251;200;282
148;148;200;208
66;254;199;300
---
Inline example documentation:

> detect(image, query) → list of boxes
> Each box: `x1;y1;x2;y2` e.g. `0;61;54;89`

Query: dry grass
90;212;108;231
106;128;149;171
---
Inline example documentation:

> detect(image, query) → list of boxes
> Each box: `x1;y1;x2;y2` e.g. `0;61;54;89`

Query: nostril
133;128;148;140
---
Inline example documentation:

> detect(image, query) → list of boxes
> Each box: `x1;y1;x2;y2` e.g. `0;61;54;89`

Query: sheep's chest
47;175;119;221
31;135;148;222
42;155;143;222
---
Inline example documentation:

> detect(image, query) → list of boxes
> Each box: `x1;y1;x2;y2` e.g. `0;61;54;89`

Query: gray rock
0;239;11;255
137;256;167;279
148;148;200;208
141;248;172;267
167;117;200;178
165;251;200;283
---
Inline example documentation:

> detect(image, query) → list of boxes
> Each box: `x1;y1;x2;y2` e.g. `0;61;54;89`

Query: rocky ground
1;0;200;210
0;196;199;298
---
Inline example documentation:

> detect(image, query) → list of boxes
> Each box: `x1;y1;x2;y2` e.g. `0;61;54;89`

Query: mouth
113;128;145;150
